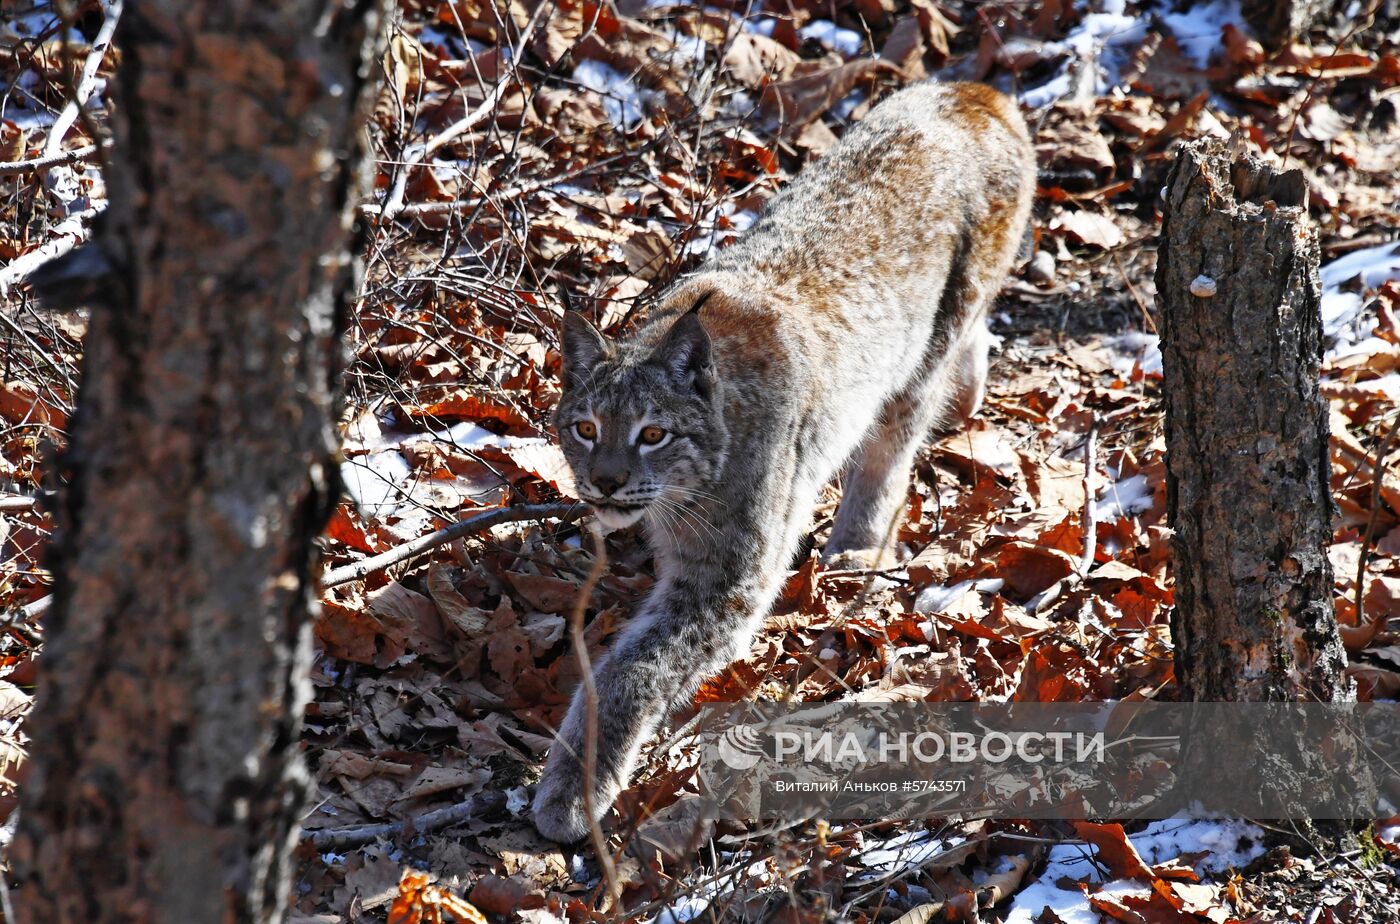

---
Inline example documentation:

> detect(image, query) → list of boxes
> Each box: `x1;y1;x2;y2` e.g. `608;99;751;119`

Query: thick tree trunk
1157;138;1348;703
10;4;384;922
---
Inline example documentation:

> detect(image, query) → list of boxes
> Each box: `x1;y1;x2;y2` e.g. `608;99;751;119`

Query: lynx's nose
591;472;629;497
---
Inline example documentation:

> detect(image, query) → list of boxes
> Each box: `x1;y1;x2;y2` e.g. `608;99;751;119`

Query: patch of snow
1006;818;1267;923
437;422;549;453
1019;71;1076;111
429;157;474;181
1102;332;1163;377
341;451;411;519
418;24;486;56
0;7;60;41
668;32;710;65
1;108;58;131
1322;290;1368;343
684;200;755;258
1018;4;1149;109
855;831;967;875
1158;0;1246;69
799;19;863;57
651;897;711;924
642;854;777;924
724;88;758;118
833;88;867;120
505;786;530;816
1320;241;1400;290
573;59;654;130
1094;473;1153;522
914;578;1005;614
743;16;778;37
1320;241;1400;358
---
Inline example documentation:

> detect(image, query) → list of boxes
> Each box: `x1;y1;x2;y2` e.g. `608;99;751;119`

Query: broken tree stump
1156;138;1348;703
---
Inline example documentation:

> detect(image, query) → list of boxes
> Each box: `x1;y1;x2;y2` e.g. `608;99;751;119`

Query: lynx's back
664;80;1036;466
710;80;1032;311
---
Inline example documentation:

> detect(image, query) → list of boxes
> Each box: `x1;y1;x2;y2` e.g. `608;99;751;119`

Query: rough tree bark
1157;138;1348;704
10;4;385;922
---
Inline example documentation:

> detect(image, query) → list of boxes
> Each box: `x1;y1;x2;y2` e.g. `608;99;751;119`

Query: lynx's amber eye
639;426;667;445
574;420;597;441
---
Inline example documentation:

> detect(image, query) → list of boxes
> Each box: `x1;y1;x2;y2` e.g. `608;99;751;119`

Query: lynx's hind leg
824;231;1019;570
822;372;948;570
949;323;992;422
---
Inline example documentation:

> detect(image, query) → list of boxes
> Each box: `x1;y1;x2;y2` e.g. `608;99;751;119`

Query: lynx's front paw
532;758;592;843
821;547;895;572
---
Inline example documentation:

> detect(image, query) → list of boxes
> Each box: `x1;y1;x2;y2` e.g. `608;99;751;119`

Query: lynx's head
556;297;729;532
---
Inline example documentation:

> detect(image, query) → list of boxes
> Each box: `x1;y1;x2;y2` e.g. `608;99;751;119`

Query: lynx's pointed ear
561;311;609;388
651;294;716;399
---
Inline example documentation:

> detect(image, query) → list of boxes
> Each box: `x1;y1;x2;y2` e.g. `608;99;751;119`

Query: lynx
533;80;1035;842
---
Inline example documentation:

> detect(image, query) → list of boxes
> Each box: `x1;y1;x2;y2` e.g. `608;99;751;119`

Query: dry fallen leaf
388;869;488;924
1051;209;1126;249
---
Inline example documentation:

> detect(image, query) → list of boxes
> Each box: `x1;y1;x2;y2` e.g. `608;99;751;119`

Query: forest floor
3;1;1400;922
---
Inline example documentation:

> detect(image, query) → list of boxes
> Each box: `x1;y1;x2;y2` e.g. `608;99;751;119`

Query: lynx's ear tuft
652;298;716;399
561;312;610;388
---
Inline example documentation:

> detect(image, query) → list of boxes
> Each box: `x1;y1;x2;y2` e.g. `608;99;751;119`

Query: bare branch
0;207;103;295
42;0;122;161
321;501;582;587
302;798;480;851
0;144;100;176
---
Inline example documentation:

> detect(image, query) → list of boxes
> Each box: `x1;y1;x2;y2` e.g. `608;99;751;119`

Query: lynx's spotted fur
533;81;1034;842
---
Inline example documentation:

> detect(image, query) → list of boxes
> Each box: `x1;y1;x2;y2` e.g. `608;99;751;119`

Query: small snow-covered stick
42;0;122;161
322;501;581;587
0;495;39;512
0;143;100;176
0;206;102;295
303;797;480;850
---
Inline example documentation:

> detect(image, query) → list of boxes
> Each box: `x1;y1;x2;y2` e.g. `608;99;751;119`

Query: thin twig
376;81;515;224
360;153;632;222
322;501;581;587
0;143;100;176
301;798;480;850
1027;426;1098;615
375;1;548;224
570;530;622;909
1281;1;1379;168
1354;414;1399;628
1078;424;1099;575
1112;251;1156;335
